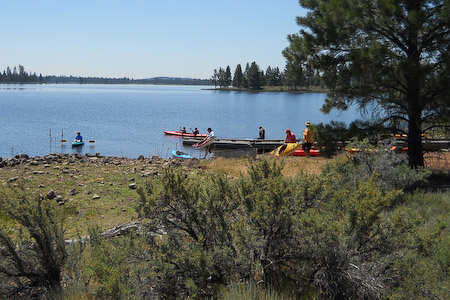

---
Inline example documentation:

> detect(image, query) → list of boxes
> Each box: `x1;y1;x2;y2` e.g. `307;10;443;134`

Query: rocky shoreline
0;152;201;169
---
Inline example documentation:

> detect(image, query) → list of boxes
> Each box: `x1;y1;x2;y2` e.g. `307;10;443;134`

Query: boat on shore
164;130;208;138
293;149;320;156
172;149;192;159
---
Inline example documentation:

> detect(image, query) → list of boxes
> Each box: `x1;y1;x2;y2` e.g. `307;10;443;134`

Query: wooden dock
183;137;450;152
182;137;286;151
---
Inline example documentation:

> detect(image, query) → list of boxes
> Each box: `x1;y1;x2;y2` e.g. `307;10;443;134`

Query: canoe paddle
60;139;95;143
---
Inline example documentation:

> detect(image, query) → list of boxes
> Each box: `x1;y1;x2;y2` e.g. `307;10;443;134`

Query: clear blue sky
2;0;306;79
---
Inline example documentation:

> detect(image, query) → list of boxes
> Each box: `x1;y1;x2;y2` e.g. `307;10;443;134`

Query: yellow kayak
270;143;301;157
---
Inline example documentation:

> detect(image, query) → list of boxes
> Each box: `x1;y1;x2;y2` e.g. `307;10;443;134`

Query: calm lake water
0;84;360;159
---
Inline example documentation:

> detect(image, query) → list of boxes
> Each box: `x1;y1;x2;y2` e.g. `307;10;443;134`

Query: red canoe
293;149;320;157
164;130;208;138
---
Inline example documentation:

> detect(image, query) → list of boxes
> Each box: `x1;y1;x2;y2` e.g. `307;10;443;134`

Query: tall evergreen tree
225;66;232;88
232;64;243;87
284;0;450;167
211;69;218;89
247;62;262;90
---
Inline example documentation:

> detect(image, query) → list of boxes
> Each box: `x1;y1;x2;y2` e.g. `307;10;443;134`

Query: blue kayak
72;141;85;147
172;149;191;159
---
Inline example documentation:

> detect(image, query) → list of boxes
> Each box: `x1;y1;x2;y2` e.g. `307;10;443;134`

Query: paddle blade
88;140;95;143
60;139;67;143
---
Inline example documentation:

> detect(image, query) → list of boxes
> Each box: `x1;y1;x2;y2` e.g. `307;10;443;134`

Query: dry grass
201;153;345;178
203;151;450;178
424;151;450;172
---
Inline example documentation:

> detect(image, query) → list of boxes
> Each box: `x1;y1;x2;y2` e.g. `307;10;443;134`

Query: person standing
258;126;265;139
203;128;215;157
302;121;314;157
284;129;296;143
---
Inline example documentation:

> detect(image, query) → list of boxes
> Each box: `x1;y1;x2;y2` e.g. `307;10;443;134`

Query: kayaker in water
302;121;314;157
74;131;83;142
190;127;200;135
284;129;296;143
180;127;187;133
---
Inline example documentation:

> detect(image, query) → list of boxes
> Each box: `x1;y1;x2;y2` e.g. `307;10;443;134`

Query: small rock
129;183;137;189
8;176;20;182
129;178;135;181
47;190;57;200
38;184;45;188
55;195;63;202
92;194;100;199
70;188;77;195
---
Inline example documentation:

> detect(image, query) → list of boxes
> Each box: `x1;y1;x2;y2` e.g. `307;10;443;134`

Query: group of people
258;121;315;157
179;126;200;135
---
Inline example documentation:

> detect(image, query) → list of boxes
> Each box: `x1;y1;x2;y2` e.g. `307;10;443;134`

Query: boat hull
164;130;208;138
72;141;84;147
270;143;301;156
172;149;191;159
293;149;320;156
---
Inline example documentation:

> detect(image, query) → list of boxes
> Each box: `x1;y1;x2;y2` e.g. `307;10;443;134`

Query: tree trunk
407;104;424;168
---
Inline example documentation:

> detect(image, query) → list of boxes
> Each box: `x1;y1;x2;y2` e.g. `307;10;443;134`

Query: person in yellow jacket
302;121;314;157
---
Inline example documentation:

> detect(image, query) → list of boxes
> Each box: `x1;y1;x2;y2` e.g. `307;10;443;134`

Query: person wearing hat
302;121;314;157
74;131;83;142
284;128;296;143
200;128;215;156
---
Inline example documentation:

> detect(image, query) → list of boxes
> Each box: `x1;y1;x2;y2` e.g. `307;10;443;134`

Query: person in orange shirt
302;121;314;157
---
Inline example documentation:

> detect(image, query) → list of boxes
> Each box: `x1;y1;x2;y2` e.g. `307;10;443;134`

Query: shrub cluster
1;150;447;300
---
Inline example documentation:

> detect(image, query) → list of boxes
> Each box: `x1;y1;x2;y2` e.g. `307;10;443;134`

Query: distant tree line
0;66;213;85
0;65;43;84
211;61;323;90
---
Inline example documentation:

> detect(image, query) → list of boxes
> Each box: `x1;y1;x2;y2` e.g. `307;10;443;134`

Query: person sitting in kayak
190;127;200;135
284;129;296;143
180;127;187;133
74;131;83;142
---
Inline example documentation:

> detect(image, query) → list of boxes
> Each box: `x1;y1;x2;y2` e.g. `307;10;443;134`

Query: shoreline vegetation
205;85;329;93
1;150;449;299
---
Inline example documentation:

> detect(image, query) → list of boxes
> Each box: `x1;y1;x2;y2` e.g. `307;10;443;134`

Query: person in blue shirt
74;131;83;142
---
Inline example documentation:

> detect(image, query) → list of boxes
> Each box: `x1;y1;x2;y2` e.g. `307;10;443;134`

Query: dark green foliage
232;64;243;88
313;121;348;157
247;62;263;90
0;186;67;298
284;0;450;167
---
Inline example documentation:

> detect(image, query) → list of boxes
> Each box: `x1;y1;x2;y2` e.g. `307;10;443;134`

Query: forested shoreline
0;65;212;86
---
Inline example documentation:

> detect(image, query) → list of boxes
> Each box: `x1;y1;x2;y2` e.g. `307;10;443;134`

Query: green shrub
0;185;67;298
86;226;139;300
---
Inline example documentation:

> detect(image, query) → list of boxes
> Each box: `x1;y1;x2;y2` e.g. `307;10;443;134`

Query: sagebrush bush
0;185;67;298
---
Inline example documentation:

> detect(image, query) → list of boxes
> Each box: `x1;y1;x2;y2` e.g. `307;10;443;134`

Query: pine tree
232;64;243;87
